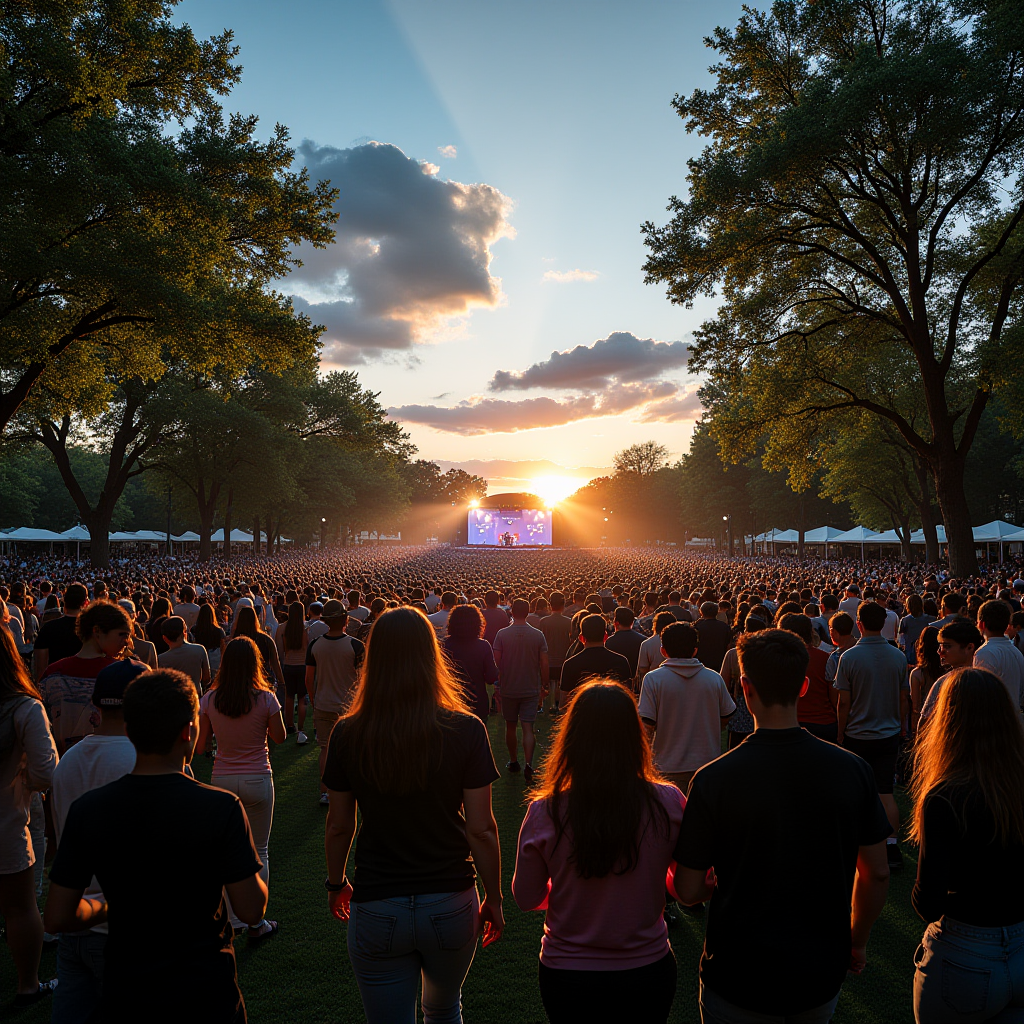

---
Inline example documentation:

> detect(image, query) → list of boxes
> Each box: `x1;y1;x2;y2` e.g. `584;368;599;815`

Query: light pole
723;514;733;558
320;517;326;550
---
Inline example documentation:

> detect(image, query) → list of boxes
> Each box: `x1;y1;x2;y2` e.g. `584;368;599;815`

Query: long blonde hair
910;667;1024;846
342;607;469;794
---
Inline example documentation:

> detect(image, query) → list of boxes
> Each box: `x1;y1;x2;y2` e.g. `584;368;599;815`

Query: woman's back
513;782;683;969
200;689;280;775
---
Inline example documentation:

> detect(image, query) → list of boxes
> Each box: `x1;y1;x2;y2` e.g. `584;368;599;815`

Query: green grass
3;715;919;1022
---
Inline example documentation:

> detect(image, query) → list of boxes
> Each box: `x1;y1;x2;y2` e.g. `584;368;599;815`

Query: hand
849;945;867;974
478;896;504;947
328;882;353;921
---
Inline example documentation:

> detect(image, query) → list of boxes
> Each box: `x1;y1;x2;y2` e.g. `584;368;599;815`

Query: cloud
289;141;514;365
389;381;676;435
489;332;690;392
543;268;599;283
636;386;705;422
438;144;458;159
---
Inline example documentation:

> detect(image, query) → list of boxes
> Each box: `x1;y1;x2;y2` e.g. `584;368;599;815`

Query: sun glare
530;475;581;508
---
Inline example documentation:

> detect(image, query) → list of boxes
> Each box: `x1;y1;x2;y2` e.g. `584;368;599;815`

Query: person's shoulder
41;655;81;678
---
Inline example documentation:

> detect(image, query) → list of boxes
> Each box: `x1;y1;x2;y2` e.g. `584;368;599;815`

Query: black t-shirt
694;617;732;672
321;709;499;902
912;782;1024;927
33;614;81;662
559;645;633;694
675;728;891;1015
49;773;261;1024
605;628;644;675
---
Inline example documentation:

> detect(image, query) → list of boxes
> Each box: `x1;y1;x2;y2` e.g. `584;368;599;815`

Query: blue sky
178;0;745;479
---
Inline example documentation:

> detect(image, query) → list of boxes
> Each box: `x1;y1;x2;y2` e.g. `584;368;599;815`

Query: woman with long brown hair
231;605;284;696
0;625;58;1005
195;636;286;941
910;667;1024;1023
909;626;942;738
442;603;498;722
512;679;683;1024
275;601;309;743
322;606;503;1024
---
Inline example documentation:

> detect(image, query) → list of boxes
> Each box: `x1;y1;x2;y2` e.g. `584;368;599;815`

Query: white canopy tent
803;526;847;559
833;526;881;561
910;526;948;545
972;520;1022;562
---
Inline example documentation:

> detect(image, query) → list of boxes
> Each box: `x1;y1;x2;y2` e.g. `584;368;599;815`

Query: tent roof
172;531;200;542
210;529;260;542
972;520;1022;541
803;526;847;543
910;526;948;544
2;527;66;541
872;529;911;544
753;528;797;541
832;526;881;543
60;526;92;540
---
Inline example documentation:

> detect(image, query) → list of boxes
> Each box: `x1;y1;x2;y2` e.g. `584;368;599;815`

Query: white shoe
319;792;330;806
296;731;308;745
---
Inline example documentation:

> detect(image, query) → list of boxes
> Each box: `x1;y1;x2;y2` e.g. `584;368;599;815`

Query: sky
178;0;745;489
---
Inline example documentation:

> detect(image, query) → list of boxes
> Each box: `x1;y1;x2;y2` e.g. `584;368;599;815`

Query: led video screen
467;508;552;546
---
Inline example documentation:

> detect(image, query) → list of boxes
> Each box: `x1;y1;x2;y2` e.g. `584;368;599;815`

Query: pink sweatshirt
512;782;684;970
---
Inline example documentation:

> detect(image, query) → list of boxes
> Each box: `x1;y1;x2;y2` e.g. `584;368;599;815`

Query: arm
325;789;357;919
224;874;268;928
672;865;716;906
900;687;910;737
641;718;656;744
464;785;504;946
20;701;58;792
43;883;108;934
849;841;890;973
192;713;212;765
200;650;211;692
836;690;851;744
511;803;549;912
268;709;287;745
267;644;284;686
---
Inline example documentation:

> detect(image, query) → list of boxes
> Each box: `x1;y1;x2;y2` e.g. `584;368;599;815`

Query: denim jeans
700;982;840;1024
347;889;479;1024
213;773;274;929
53;932;106;1023
914;916;1024;1023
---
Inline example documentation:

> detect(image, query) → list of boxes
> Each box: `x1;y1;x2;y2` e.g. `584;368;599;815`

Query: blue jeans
53;932;106;1023
347;889;479;1024
700;983;839;1024
915;917;1024;1023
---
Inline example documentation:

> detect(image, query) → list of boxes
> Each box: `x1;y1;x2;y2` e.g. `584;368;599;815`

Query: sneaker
506;760;521;774
296;731;308;745
537;705;545;714
886;843;904;872
523;763;534;784
319;792;330;806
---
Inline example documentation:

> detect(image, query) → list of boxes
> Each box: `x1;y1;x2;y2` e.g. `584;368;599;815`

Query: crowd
2;544;1024;1023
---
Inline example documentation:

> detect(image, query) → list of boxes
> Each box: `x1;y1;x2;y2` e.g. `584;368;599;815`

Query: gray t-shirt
834;636;908;740
493;622;547;698
158;642;210;694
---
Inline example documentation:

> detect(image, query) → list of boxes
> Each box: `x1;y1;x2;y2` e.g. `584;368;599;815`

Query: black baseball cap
92;659;148;709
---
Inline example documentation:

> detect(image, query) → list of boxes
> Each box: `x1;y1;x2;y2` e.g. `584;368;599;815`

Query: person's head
343;607;468;794
92;660;148;721
534;680;669;879
651;611;675;637
307;601;323;620
778;612;813;647
213;636;274;718
820;593;839;613
699;601;717;619
744;611;768;634
736;628;809;712
194;602;218;634
123;669;199;758
441;591;458;610
1009;611;1024;639
484;590;500;609
938;619;983;668
0;624;39;702
283;601;306;651
905;593;924;617
549;591;565;612
231;604;263;640
347;590;361;608
979;599;1012;637
940;592;966;616
916;625;942;680
179;586;195;604
64;582;88;614
856;601;887;634
446;603;485;641
911;667;1024;847
612;606;635;629
829;611;855;644
76;601;132;657
160;616;186;644
511;598;530;621
660;621;698;659
580;614;607;645
318;599;347;632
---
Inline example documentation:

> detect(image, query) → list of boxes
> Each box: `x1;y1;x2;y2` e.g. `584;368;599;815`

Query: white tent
172;531;200;542
803;526;847;559
211;529;258;543
872;529;910;545
910;526;948;545
2;527;66;542
972;520;1022;561
108;531;142;542
61;525;91;560
833;526;881;561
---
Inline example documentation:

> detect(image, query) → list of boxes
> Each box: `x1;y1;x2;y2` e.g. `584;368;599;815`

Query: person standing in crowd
38;601;133;754
305;601;329;641
0;626;58;1007
173;587;202;631
322;607;503;1024
427;591;457;640
493;599;549;782
158;616;211;694
560;614;632;698
835;600;909;870
231;606;284;695
898;593;935;665
720;611;768;749
825;611;858;685
638;611;676;684
306;600;365;806
638;622;735;794
118;599;157;669
50;660;144;1023
192;602;227;676
606;606;644;686
276;601;310;743
919;619;984;724
909;627;942;738
482;591;510;645
442;603;499;722
694;602;731;674
513;681;684;1024
779;613;839;742
32;582;89;680
910;667;1024;1023
196;636;285;941
973;599;1024;712
539;592;572;714
672;629;892;1024
44;669;267;1024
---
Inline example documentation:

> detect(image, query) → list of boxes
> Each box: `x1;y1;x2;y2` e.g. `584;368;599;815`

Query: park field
3;713;919;1023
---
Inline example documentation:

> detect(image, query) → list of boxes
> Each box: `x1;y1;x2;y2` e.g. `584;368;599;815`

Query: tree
643;0;1024;575
613;442;670;477
0;2;337;434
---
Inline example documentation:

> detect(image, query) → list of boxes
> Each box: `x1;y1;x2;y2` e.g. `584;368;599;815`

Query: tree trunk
224;489;233;559
265;514;273;558
897;516;913;563
196;479;220;562
932;456;977;577
83;511;113;569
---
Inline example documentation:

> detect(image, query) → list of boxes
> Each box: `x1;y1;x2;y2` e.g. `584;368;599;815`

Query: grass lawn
4;712;920;1023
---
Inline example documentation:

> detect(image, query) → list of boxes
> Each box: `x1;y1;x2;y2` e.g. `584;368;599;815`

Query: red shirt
797;646;837;725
